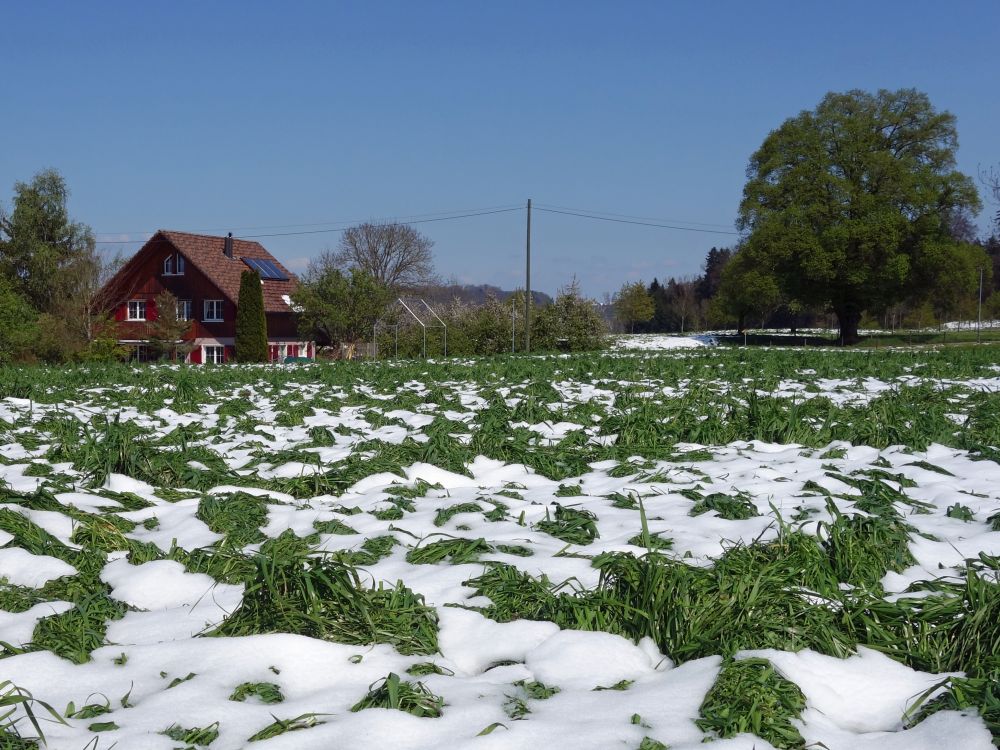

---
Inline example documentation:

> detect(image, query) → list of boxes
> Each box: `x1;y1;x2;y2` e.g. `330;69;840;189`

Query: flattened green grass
697;658;806;749
197;493;268;548
213;533;437;655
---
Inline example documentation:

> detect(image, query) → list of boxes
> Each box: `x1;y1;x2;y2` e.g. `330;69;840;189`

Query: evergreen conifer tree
235;269;268;362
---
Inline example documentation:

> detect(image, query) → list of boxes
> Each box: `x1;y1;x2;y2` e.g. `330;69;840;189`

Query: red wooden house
99;230;314;363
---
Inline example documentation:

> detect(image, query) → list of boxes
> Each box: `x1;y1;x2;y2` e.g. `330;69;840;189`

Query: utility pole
978;266;984;344
525;198;532;353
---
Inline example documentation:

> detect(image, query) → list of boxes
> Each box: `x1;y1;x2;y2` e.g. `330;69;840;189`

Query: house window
178;299;192;321
204;345;225;364
163;254;186;276
203;299;224;321
127;300;146;321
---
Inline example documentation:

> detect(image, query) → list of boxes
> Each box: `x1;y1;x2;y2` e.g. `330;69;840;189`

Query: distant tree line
616;232;1000;338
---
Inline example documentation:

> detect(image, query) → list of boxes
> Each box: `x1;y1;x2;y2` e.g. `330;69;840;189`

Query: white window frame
127;299;146;321
178;299;192;321
203;345;224;364
163;253;186;276
203;299;224;322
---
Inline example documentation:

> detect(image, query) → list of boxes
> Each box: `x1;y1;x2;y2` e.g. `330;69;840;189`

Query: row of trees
292;233;607;357
617;233;1000;339
614;89;1000;342
611;247;732;334
377;282;605;357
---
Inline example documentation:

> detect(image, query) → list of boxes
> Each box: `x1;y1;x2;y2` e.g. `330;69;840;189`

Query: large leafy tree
235;270;268;362
738;89;980;343
0;169;97;315
293;258;393;356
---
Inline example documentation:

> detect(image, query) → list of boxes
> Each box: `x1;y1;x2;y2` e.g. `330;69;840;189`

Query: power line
94;202;741;245
95;204;524;239
241;206;523;238
532;206;741;236
94;205;524;243
534;202;736;230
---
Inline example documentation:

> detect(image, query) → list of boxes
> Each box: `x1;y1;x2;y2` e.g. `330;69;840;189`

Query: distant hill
412;283;553;307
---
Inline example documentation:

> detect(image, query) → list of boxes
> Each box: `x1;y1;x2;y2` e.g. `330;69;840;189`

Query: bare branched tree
981;164;1000;230
56;248;127;344
334;222;435;290
668;277;699;333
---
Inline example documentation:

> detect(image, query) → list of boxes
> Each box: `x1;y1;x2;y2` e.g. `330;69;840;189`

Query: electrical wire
532;206;740;235
533;202;736;230
94;202;740;244
241;206;524;238
94;205;524;243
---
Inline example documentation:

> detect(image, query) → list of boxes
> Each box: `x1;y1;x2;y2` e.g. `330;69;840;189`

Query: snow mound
437;607;559;674
0;546;76;587
526;629;659;690
739;646;957;733
614;334;716;350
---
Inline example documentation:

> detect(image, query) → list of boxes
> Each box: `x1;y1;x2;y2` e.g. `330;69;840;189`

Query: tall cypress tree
235;269;268;362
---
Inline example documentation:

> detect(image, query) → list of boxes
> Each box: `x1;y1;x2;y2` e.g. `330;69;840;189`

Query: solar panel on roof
242;257;289;281
259;260;289;280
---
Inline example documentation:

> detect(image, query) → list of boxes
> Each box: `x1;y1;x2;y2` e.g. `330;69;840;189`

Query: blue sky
2;1;998;297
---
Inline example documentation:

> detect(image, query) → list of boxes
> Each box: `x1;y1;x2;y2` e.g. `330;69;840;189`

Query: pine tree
235;269;268;362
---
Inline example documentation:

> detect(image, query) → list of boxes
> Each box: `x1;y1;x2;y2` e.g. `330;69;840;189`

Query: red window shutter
224;346;235;362
307;342;314;358
189;346;202;364
288;344;299;358
269;344;278;361
146;297;158;322
115;304;126;322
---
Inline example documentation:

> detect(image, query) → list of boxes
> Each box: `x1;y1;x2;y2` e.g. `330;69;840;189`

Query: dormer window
163;254;185;276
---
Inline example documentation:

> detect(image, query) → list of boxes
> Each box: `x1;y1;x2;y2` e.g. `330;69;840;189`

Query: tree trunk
737;312;746;335
835;305;862;345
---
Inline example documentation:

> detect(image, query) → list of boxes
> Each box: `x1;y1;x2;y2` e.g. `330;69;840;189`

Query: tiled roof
108;230;298;314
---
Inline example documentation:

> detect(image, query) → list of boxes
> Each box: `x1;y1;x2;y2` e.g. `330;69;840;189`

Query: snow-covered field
2;348;999;749
613;334;715;350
